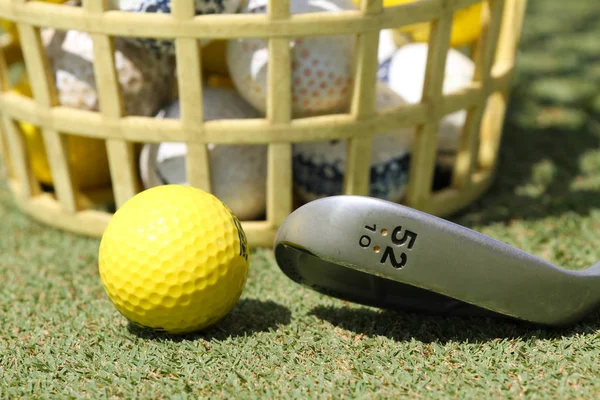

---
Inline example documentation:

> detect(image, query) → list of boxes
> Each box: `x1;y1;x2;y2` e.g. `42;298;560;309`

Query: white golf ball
108;0;241;53
293;82;413;203
139;86;267;221
42;28;175;116
245;0;355;13
378;43;475;153
378;29;399;64
227;0;356;117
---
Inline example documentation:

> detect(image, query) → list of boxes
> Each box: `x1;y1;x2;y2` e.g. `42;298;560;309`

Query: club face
275;243;505;319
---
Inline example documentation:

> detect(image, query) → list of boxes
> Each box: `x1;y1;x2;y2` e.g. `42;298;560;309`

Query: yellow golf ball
202;39;230;77
99;185;249;335
12;77;111;189
354;0;483;47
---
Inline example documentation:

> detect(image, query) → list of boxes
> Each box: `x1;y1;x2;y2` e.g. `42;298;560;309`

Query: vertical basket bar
479;0;527;169
0;121;9;177
2;116;40;197
344;0;382;197
0;45;13;178
173;0;211;192
266;0;293;226
15;6;78;213
451;0;505;188
495;0;527;64
84;0;139;208
405;8;453;209
0;45;10;92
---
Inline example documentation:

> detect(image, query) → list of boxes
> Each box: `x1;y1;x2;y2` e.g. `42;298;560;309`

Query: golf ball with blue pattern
293;83;413;203
109;0;241;53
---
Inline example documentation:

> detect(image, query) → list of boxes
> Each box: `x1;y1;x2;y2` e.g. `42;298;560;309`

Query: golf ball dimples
108;0;241;53
293;83;413;203
228;0;356;116
99;185;249;334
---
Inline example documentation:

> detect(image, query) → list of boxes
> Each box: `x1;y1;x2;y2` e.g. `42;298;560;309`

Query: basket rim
0;0;483;39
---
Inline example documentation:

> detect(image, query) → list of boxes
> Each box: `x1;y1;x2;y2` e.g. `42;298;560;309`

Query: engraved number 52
391;226;418;249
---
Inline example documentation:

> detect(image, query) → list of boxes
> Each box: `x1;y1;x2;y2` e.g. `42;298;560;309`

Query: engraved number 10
361;224;419;269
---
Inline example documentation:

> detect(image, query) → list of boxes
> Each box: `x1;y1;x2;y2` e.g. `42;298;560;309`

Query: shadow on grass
444;1;600;228
449;94;600;228
309;305;600;344
127;298;291;342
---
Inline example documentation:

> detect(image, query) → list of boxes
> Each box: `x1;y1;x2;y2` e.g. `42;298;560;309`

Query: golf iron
274;196;600;326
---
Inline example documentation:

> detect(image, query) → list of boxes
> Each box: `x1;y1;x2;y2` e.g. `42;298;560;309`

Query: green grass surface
2;0;600;398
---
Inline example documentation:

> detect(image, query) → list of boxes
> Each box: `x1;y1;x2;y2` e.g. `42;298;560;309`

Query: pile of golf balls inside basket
9;0;481;216
4;0;482;334
136;0;477;209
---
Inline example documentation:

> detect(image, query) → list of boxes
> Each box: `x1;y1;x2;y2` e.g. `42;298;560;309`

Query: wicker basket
0;0;527;247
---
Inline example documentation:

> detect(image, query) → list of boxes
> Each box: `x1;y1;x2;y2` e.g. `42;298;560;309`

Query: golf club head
274;196;600;326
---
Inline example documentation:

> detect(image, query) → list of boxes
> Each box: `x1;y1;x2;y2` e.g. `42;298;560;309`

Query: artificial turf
1;0;600;398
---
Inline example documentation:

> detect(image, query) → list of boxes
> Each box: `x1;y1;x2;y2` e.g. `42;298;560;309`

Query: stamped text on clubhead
274;196;600;326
